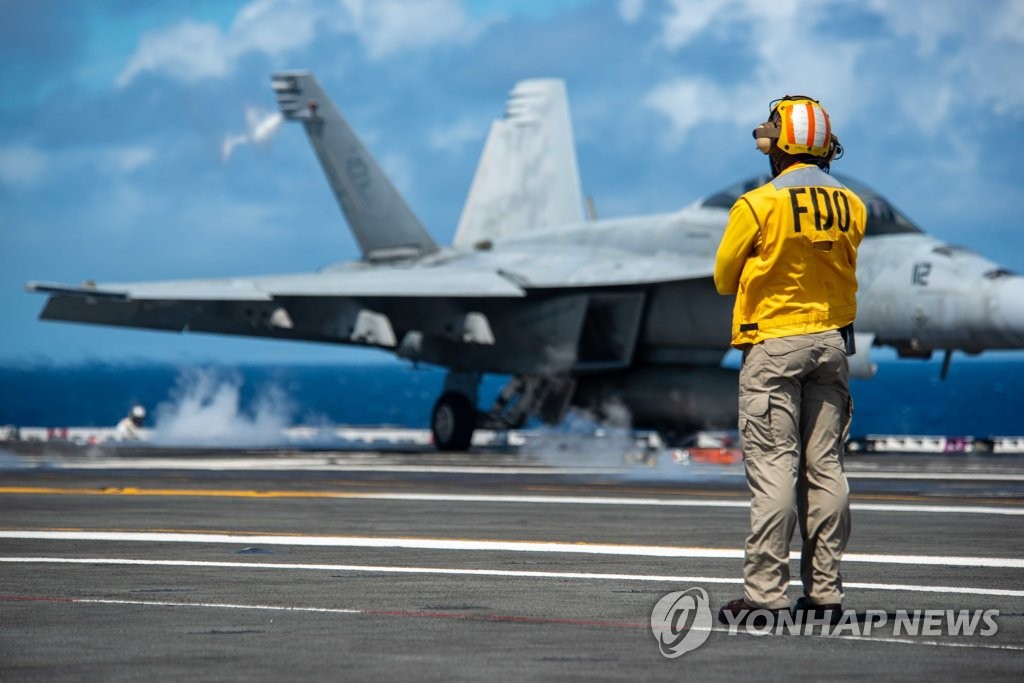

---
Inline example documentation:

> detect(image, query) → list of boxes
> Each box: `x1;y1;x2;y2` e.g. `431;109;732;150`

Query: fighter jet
26;72;1024;449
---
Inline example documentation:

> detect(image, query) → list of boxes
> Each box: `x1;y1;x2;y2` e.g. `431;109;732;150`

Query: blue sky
2;0;1023;365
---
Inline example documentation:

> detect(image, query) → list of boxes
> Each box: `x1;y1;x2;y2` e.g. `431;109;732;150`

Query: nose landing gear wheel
431;392;476;451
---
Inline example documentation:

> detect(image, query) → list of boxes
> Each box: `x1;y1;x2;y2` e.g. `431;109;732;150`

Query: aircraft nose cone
994;276;1024;346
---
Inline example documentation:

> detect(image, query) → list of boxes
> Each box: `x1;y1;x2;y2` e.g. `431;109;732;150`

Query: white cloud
643;78;715;141
118;0;344;87
659;0;733;50
117;19;232;87
618;0;646;23
866;0;1024;117
350;0;481;59
231;0;334;57
866;0;968;57
991;0;1024;44
117;0;485;87
0;143;49;187
0;143;157;188
643;0;862;145
639;0;1024;145
83;146;158;177
892;81;956;138
114;147;156;173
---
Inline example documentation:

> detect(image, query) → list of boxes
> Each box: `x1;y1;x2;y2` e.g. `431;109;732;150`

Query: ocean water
0;359;1022;437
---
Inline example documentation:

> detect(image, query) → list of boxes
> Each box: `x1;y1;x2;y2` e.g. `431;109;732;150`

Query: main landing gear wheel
431;392;476;451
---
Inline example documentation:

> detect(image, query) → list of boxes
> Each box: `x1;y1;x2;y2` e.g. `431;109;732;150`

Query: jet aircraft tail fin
272;72;438;261
453;79;585;250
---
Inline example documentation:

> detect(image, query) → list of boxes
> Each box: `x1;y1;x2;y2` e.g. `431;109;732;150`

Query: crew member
114;405;147;441
713;96;866;625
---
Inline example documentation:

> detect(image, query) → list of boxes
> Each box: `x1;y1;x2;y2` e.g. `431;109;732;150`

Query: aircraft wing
28;265;526;301
28;246;714;374
27;247;712;303
27;264;522;348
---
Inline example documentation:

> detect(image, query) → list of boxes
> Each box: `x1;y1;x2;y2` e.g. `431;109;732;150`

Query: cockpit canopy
700;174;922;236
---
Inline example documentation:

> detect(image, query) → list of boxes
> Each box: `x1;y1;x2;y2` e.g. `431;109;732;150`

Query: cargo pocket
739;391;772;455
840;396;854;459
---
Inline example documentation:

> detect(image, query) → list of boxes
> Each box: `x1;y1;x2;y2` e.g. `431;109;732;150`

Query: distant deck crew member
114;404;147;442
713;95;867;626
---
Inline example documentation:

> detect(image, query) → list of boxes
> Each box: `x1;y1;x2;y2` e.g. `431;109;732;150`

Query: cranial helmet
752;95;842;163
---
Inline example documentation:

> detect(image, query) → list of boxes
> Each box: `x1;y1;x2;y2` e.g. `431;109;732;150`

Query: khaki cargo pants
739;329;852;608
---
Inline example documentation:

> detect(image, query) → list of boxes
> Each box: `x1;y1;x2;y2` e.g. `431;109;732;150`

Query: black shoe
791;597;843;625
717;598;783;627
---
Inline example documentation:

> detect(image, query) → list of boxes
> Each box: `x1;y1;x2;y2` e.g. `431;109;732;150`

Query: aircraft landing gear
428;372;577;451
431;392;476;451
430;372;481;451
480;375;575;430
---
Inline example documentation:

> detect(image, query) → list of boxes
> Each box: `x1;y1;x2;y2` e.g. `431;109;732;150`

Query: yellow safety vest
714;163;866;348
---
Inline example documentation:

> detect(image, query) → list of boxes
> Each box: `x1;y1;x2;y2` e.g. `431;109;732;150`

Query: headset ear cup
829;134;843;162
752;121;780;155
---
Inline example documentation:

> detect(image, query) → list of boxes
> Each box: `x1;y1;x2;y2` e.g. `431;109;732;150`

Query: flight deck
1;434;1022;681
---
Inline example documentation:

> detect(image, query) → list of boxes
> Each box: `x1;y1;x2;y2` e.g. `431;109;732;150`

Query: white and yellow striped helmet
753;96;840;161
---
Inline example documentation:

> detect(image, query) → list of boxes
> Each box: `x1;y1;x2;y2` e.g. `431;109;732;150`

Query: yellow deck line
1;485;1021;509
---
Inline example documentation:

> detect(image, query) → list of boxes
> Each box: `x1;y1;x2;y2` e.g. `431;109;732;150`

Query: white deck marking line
44;459;623;475
21;457;1024;481
309;492;1024;516
848;502;1023;515
79;597;361;614
3;486;1021;516
846;471;1024;482
2;557;1022;597
2;530;1022;569
813;633;1024;652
